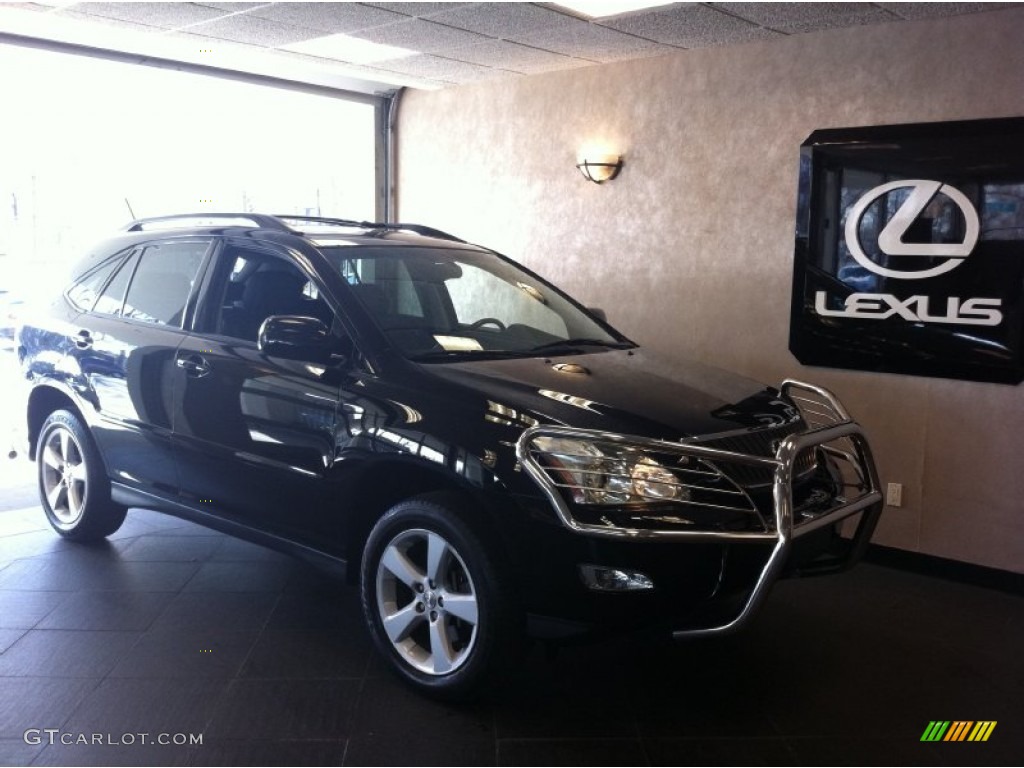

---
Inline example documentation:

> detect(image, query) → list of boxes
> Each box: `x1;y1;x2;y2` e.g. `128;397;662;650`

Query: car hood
416;348;799;440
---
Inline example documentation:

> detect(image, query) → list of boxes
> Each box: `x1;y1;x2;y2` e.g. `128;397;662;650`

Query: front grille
696;423;817;488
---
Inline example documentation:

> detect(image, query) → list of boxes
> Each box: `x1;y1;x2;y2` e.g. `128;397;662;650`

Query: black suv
15;214;883;698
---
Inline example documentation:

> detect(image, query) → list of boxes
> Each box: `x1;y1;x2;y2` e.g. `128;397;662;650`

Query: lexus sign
790;117;1024;384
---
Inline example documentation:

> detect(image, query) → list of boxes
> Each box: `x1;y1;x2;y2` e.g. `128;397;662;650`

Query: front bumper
516;379;883;639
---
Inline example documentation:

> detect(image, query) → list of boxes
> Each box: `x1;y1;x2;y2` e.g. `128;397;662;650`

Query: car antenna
125;198;136;220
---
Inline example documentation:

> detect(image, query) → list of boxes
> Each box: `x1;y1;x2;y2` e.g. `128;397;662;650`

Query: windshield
319;246;631;361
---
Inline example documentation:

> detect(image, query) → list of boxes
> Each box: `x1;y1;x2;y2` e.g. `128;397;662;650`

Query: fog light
579;564;654;592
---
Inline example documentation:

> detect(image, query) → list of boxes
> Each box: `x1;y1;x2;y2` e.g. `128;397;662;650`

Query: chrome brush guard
517;379;884;638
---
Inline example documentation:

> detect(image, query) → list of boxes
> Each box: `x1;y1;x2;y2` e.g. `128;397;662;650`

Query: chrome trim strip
514;379;884;638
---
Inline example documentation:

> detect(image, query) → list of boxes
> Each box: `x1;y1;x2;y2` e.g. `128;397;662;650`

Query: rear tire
360;494;522;701
37;410;126;541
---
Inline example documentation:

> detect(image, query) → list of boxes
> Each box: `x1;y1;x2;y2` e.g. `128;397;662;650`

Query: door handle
176;353;212;378
73;330;93;350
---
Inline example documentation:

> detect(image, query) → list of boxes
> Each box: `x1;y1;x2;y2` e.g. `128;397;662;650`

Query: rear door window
121;240;211;327
66;252;129;312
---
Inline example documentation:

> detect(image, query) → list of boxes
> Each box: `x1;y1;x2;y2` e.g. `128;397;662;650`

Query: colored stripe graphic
922;721;997;742
945;721;973;741
968;722;997;742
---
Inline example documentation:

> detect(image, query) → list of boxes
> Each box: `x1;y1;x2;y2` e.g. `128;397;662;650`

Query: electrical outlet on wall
886;482;903;508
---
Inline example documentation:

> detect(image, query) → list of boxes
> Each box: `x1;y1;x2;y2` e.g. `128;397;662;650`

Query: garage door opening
0;42;380;285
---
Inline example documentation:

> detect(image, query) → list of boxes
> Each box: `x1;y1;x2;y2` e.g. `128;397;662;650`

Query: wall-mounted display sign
790;117;1024;384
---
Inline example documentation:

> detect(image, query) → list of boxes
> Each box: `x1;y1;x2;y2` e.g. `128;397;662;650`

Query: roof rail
365;222;466;243
122;212;465;243
276;215;465;243
273;214;367;229
123;213;294;232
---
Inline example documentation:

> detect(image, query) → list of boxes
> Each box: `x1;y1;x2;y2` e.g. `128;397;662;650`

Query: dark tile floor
1;464;1022;766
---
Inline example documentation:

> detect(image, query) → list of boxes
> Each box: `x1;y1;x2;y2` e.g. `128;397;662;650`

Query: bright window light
282;33;417;64
555;1;678;18
0;44;377;281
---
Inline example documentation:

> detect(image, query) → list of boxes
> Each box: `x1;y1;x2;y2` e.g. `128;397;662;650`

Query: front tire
360;494;521;700
37;409;126;541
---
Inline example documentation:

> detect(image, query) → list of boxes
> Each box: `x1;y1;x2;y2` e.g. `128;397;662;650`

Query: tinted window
208;249;333;342
92;252;138;316
122;240;210;327
66;252;127;311
320;246;627;360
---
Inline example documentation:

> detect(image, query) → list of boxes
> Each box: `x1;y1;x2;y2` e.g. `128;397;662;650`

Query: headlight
532;436;689;505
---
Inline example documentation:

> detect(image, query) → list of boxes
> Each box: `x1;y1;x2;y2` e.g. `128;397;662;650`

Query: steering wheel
469;317;507;331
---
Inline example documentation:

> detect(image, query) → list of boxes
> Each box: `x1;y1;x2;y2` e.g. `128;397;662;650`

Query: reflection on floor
0;479;1022;766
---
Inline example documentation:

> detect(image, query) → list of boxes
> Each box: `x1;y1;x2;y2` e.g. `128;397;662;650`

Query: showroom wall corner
395;7;1024;573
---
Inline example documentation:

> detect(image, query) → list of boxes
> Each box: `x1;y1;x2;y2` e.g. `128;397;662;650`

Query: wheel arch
27;384;87;460
343;459;509;585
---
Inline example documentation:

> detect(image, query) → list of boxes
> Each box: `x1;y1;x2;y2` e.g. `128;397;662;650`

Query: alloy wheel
39;425;88;526
375;527;479;676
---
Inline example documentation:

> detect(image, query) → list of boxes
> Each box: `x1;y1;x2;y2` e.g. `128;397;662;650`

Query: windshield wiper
528;338;632;354
411;339;632;363
411;349;522;362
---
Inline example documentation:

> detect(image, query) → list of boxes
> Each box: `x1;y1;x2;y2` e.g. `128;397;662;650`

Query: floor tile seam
232;674;372;681
189;737;353;743
1;626;153;634
24;676;107;767
338;736;352;767
0;589;74;631
496;736;650;743
192;588;288;737
232;588;285;676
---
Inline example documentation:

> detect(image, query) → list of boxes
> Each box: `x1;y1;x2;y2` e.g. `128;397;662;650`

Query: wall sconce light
576;150;623;184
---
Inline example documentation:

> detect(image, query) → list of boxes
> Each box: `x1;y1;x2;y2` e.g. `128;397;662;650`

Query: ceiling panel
59;1;226;28
425;2;578;38
361;2;461;18
603;4;781;47
2;2;1018;91
715;2;895;32
509;19;673;62
351;16;492;54
185;14;320;46
370;51;500;83
244;2;406;33
444;38;589;73
875;2;997;21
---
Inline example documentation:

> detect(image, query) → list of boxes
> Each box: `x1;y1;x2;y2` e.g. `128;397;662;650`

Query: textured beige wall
396;7;1024;572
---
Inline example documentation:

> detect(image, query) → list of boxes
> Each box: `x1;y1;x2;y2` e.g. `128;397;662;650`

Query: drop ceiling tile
361;3;464;18
53;9;165;34
446;38;589;73
164;31;269;55
265;48;440;87
60;2;229;29
371;52;504;83
714;2;893;33
351;17;491;54
875;2;1011;20
244;2;406;33
601;4;781;47
194;3;269;10
509;19;673;62
427;2;578;38
4;2;62;11
186;14;320;46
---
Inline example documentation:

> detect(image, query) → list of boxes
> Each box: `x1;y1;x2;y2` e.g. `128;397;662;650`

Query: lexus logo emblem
845;179;980;280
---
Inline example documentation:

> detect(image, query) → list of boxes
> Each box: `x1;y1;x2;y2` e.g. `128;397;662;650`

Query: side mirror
588;307;608;323
258;315;333;363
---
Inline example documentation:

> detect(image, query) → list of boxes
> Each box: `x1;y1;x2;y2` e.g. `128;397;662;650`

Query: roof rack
273;214;367;229
274;215;465;243
124;213;297;232
122;212;465;243
377;222;466;243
